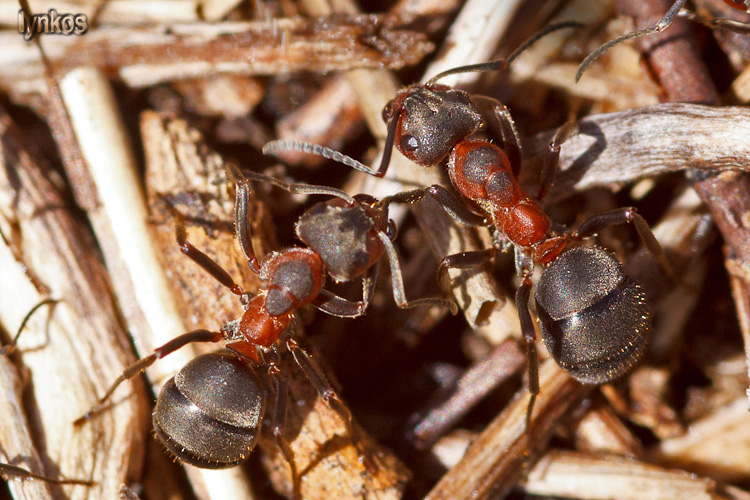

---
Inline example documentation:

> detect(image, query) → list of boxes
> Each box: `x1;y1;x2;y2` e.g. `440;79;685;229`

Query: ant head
383;84;482;168
296;198;384;282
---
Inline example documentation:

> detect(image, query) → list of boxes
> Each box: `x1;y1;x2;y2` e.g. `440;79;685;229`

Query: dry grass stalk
425;360;588;500
0;14;433;92
0;104;145;499
653;397;750;483
522;104;750;198
0;0;202;25
4;0;750;499
524;449;739;500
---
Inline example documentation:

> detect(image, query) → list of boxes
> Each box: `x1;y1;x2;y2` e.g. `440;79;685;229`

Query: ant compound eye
386;220;398;240
382;101;394;123
400;134;419;153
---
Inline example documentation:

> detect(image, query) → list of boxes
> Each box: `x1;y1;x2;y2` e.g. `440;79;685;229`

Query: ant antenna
575;0;687;82
263;140;379;176
1;299;60;355
426;21;584;86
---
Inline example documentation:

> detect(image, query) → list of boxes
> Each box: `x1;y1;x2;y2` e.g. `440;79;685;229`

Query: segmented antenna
262;140;377;176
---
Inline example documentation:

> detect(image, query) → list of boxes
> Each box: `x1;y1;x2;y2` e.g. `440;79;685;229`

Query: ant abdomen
153;350;266;468
534;247;650;384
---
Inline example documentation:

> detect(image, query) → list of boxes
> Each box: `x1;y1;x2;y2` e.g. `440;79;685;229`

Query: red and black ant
74;166;455;493
264;21;672;428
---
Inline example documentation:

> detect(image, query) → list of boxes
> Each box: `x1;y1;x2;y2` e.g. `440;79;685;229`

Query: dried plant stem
425;360;587;500
0;104;145;500
0;354;54;500
614;0;750;406
0;15;433;92
523;449;740;500
652;397;750;483
58;67;253;500
522;104;750;198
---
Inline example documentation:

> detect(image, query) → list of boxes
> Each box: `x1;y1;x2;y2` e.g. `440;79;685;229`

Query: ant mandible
264;21;672;427
74;166;456;493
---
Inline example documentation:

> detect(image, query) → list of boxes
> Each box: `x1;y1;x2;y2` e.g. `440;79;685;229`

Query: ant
74;166;456;494
263;21;672;430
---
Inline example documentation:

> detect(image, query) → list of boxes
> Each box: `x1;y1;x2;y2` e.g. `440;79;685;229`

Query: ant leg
0;222;50;296
176;223;245;294
436;248;497;294
575;207;673;278
680;9;750;33
0;463;93;486
361;261;378;312
1;298;59;355
312;291;365;318
375;230;459;315
536;121;578;201
74;329;223;425
425;186;486;226
471;96;522;177
284;337;376;472
439;248;497;269
232;176;262;273
576;0;688;82
265;358;300;499
383;185;486;227
515;275;539;444
312;262;379;318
